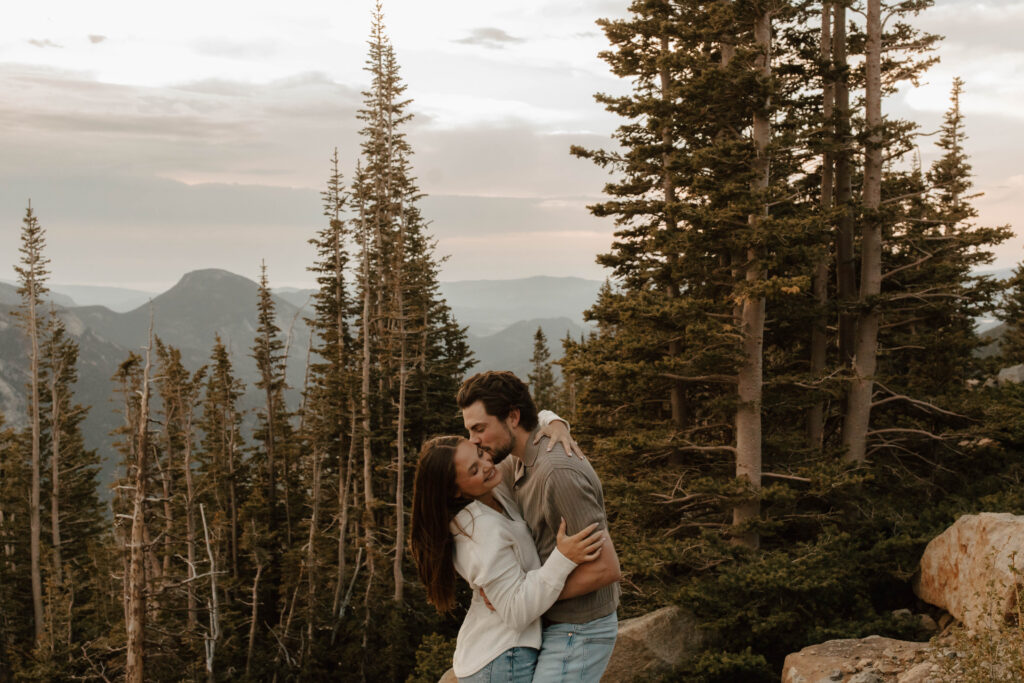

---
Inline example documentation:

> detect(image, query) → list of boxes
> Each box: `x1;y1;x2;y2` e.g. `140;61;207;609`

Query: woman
410;435;603;682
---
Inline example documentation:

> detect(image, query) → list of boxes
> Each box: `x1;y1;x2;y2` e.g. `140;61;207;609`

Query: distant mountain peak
177;268;255;287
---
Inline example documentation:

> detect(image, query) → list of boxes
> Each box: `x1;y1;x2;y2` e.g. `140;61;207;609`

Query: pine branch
661;372;738;384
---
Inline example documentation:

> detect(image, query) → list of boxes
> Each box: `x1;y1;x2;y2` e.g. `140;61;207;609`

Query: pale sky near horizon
0;0;1022;291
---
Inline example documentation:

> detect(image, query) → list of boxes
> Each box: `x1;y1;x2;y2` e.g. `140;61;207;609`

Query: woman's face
453;439;502;500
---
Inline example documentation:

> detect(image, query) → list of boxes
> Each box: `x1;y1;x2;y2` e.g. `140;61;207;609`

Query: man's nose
468;433;481;445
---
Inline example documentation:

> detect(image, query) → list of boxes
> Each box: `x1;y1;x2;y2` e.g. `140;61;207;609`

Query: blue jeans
533;612;618;682
458;646;538;682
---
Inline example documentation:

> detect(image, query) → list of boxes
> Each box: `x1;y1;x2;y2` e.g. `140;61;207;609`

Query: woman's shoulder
450;502;485;538
450;502;509;544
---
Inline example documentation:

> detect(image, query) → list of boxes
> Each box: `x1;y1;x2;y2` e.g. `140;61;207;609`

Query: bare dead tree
126;316;154;683
199;504;219;683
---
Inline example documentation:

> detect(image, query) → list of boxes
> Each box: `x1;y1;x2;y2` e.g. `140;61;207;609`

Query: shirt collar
513;427;543;487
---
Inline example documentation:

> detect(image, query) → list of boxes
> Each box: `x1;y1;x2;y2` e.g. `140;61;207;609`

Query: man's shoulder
529;438;601;481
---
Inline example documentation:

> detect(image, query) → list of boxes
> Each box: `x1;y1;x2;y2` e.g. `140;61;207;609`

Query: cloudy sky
0;0;1021;290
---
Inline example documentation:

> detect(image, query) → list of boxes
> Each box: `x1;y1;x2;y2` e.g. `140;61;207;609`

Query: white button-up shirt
450;484;577;678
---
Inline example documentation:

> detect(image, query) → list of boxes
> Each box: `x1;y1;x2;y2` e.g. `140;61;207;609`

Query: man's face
462;400;517;465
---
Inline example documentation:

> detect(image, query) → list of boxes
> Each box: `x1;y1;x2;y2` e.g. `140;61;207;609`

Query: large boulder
915;512;1024;631
781;636;935;683
438;605;703;682
602;605;704;681
997;364;1024;386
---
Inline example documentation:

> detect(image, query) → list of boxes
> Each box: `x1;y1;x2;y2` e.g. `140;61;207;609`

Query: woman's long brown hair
410;436;471;614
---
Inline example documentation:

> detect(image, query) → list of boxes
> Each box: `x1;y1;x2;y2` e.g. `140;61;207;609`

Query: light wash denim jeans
533;611;618;682
457;646;538;682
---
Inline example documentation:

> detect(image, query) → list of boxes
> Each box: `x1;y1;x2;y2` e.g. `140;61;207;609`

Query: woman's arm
469;540;577;633
537;410;584;458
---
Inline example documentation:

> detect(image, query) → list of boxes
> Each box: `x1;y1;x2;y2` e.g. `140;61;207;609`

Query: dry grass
929;556;1024;682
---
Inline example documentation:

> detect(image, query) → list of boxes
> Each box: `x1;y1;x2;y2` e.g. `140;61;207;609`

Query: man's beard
485;423;516;465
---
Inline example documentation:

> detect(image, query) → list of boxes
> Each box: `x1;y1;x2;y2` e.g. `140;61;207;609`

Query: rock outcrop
602;605;704;681
914;512;1024;631
781;636;936;683
997;364;1024;386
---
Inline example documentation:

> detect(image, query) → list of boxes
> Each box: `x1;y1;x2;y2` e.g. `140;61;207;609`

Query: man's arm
558;530;621;600
542;467;621;600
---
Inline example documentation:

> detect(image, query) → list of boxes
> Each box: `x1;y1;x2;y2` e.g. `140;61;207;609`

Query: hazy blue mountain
0;269;600;491
0;281;76;307
440;276;602;336
275;288;316;311
468;317;591;380
269;276;604;337
0;269;310;490
48;283;157;312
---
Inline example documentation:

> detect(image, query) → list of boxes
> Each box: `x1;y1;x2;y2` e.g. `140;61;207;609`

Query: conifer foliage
0;7;472;681
2;1;1022;681
562;0;1014;676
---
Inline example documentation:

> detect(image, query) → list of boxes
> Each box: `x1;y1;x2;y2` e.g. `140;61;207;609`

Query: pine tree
244;263;295;677
527;327;559;412
301;149;357;654
308;6;475;675
36;309;105;669
197;336;246;584
125;326;155;683
154;340;207;650
569;0;812;547
13;202;50;644
0;411;31;675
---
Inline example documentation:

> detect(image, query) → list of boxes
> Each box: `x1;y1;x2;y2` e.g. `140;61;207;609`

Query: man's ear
507;408;520;429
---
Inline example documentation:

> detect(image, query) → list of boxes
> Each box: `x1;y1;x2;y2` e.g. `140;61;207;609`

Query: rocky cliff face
783;513;1024;683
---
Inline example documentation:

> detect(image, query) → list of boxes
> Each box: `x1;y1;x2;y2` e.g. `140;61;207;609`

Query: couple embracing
411;371;621;682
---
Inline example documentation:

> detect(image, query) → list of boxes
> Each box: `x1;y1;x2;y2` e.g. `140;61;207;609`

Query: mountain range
0;270;600;487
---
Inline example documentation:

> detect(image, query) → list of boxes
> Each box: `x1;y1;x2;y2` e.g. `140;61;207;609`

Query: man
458;371;621;682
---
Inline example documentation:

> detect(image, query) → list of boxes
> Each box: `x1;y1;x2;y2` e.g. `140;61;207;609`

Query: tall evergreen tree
0;411;31;677
244;263;295;677
36;309;106;671
569;0;811;547
197;336;247;585
13;202;50;644
527;326;559;412
300;149;357;657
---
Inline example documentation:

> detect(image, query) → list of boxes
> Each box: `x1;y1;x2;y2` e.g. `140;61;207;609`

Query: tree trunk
393;313;407;604
306;445;322;645
660;34;687;430
358;205;377;599
27;283;43;643
807;1;835;449
158;420;174;585
245;556;262;678
264;382;282;547
843;0;883;463
392;202;408;604
49;346;65;585
184;399;198;632
332;409;357;625
733;8;771;550
200;505;219;683
833;0;856;366
226;413;239;580
126;326;154;683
